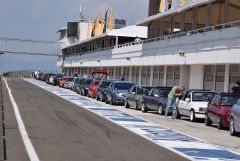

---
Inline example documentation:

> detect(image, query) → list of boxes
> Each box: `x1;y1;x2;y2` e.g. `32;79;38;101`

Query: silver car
64;77;74;89
230;99;240;136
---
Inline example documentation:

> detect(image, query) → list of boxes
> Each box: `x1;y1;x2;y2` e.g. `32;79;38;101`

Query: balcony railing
65;20;240;58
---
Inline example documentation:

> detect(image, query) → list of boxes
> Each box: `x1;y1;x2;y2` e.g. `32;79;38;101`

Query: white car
177;90;217;122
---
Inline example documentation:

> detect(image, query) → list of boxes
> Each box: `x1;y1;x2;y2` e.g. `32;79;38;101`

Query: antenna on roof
79;0;85;22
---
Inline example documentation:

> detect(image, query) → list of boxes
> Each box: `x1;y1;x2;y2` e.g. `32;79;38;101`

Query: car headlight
199;107;207;112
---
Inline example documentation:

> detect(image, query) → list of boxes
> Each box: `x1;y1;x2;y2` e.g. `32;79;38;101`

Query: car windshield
103;81;112;88
67;78;74;81
74;78;79;83
192;92;216;102
114;83;133;91
137;87;153;95
157;88;171;97
221;95;240;106
56;75;62;78
85;79;93;85
79;79;85;83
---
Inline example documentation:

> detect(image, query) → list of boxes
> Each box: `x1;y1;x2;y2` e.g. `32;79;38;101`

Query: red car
92;70;108;80
59;76;74;88
205;93;240;129
88;80;99;98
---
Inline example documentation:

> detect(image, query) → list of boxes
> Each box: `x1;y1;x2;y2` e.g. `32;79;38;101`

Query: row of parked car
35;72;240;137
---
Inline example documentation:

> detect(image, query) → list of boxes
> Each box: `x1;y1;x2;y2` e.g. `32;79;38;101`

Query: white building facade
58;0;240;93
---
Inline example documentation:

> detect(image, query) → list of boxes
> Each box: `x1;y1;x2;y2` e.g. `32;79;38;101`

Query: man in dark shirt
232;81;240;93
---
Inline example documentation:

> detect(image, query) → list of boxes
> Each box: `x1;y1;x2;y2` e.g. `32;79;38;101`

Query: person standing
232;81;240;93
165;85;185;119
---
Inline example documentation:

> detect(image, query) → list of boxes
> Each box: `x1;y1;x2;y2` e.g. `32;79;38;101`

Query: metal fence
3;70;32;78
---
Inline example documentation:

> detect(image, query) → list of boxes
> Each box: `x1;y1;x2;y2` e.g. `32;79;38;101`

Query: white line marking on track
3;77;40;161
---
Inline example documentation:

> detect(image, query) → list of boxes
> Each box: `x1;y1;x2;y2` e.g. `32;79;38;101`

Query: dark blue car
106;81;134;105
72;77;81;92
96;79;117;102
80;78;93;96
141;87;172;115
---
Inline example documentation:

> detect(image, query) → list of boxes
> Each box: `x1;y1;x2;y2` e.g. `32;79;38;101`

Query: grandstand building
58;0;240;92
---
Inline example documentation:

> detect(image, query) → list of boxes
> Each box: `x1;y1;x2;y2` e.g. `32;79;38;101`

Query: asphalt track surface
3;78;189;161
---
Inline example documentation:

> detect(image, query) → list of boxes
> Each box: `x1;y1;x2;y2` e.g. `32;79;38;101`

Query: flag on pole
103;10;108;33
179;0;185;6
108;8;113;31
159;0;164;13
91;18;95;37
95;19;99;36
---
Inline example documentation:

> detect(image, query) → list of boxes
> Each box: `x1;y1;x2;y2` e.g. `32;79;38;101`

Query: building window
211;0;225;26
228;0;240;22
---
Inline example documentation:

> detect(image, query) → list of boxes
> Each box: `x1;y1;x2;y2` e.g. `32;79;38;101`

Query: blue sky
0;0;148;73
0;0;148;41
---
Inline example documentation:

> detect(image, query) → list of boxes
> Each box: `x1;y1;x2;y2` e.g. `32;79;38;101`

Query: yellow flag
159;0;164;13
95;20;99;36
91;18;95;37
87;18;90;39
108;8;113;31
100;10;105;34
179;0;185;6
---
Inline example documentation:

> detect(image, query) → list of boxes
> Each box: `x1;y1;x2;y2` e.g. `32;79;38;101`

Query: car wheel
105;97;109;104
205;113;212;126
176;109;181;119
158;104;164;115
190;110;196;122
217;116;223;130
230;118;237;136
96;95;100;101
134;101;138;110
141;103;148;113
101;96;105;102
109;99;114;105
125;100;130;109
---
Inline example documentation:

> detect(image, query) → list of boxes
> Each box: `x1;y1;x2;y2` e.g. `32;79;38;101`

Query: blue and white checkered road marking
24;78;240;161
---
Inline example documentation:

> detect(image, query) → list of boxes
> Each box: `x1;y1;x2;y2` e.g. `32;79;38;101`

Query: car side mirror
213;102;219;106
131;92;136;95
185;98;190;102
237;99;240;106
154;94;159;98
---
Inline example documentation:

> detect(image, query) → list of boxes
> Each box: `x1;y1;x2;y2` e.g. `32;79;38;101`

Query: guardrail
117;20;240;48
3;70;32;78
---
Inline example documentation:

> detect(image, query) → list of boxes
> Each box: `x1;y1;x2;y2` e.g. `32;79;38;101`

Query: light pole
0;52;4;76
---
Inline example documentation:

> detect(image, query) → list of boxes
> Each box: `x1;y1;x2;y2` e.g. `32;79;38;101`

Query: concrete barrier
3;70;32;78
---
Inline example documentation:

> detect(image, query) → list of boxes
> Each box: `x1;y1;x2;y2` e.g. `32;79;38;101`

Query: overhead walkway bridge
0;37;61;56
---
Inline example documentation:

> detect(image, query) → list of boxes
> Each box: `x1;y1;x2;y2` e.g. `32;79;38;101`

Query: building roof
107;25;147;38
56;28;67;33
136;0;215;26
63;25;147;49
